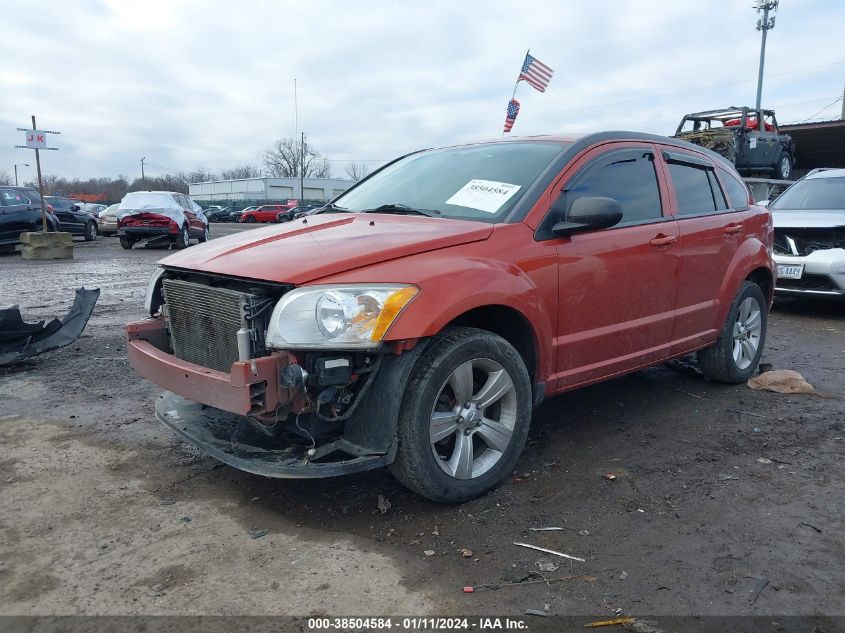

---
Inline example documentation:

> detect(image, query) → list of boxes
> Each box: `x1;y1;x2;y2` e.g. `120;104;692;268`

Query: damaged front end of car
773;223;845;296
127;268;424;477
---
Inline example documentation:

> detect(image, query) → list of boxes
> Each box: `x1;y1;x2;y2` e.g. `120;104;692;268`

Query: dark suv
0;187;60;251
44;196;98;241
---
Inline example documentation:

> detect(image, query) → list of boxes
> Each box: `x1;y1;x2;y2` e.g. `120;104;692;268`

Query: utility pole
841;83;845;120
32;116;48;232
754;1;778;111
141;156;146;187
300;132;305;202
14;163;29;186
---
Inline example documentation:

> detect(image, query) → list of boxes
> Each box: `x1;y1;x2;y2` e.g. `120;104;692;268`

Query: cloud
1;0;843;182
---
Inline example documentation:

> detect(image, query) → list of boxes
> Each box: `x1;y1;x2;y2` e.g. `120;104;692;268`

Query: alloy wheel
732;296;762;370
429;358;517;480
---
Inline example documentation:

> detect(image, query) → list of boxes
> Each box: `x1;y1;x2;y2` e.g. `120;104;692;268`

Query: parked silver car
771;168;845;297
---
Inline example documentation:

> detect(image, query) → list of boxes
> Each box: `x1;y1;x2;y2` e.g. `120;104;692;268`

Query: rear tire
389;326;532;503
246;216;256;223
175;224;190;249
774;152;793;180
698;281;767;383
83;221;97;242
119;237;134;250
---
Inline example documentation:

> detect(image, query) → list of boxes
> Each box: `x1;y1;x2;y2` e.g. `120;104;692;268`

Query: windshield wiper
359;203;441;217
316;202;349;213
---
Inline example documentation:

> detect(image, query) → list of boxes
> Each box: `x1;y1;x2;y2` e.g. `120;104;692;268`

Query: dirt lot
1;232;843;618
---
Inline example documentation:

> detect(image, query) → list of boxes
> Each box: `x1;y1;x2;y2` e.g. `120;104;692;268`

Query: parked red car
240;203;296;223
128;132;774;502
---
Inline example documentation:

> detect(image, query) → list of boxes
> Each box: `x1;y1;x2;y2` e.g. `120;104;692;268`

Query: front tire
775;152;793;180
175;224;190;249
119;237;134;250
245;216;257;223
389;326;532;503
698;281;767;383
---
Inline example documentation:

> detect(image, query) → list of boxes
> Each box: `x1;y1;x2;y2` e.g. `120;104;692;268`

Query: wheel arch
746;266;774;304
715;240;775;328
445;305;538;383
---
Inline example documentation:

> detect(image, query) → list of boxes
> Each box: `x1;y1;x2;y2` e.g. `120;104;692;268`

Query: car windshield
333;142;567;222
771;176;845;211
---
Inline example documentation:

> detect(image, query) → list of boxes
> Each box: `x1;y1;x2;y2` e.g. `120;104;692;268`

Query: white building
188;176;354;203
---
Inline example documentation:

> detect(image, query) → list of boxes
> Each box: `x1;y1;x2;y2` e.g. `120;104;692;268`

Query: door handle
724;224;743;235
650;234;677;246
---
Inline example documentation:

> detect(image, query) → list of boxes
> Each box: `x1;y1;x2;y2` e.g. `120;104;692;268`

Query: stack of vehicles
674;106;796;181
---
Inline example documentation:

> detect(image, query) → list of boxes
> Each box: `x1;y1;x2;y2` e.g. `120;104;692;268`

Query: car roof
805;168;845;180
449;131;736;171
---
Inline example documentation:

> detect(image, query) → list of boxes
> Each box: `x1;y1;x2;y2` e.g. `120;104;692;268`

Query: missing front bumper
155;391;391;478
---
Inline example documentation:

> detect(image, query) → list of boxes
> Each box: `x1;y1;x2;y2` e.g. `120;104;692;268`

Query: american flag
503;99;520;133
519;52;554;92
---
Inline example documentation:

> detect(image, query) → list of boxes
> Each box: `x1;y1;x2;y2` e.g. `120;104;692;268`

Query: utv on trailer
674;106;796;180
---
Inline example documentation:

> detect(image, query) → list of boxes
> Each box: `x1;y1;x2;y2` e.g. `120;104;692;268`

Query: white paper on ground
445;179;521;213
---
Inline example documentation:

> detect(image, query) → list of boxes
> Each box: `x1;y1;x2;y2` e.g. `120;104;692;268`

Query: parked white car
771;168;845;297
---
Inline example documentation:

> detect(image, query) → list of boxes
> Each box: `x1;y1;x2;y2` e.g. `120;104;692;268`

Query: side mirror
552;196;623;236
71;204;80;211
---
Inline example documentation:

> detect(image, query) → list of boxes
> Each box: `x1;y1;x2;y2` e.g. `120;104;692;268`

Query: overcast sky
2;0;843;183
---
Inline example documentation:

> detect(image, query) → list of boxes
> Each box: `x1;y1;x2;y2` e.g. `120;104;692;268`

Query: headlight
266;285;418;349
144;267;165;316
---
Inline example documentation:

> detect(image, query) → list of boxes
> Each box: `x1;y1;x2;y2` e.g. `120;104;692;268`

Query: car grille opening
774;227;845;256
162;279;252;372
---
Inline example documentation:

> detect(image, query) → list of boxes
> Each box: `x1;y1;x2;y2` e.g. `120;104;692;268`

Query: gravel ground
1;231;843;618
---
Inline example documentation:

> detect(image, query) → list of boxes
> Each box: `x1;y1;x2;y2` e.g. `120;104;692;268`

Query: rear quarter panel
716;205;775;322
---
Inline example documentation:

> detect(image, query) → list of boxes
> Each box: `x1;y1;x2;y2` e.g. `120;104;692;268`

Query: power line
797;96;844;123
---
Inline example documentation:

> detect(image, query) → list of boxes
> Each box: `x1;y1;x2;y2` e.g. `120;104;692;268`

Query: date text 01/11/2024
306;617;529;630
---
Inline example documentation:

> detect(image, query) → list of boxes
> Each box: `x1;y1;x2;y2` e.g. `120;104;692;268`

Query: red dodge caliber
127;132;774;502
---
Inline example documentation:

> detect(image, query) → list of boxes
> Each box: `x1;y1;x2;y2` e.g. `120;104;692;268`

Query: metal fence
191;199;327;210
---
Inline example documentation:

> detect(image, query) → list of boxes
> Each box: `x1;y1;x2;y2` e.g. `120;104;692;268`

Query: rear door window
668;163;716;215
717;168;751;210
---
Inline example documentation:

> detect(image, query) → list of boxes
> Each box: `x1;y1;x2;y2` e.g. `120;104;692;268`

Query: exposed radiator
162;279;249;372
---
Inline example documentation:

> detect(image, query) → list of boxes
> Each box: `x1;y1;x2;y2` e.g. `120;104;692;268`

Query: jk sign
25;130;47;149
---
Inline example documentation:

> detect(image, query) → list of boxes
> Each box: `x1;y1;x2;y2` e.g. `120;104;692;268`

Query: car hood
772;209;845;228
158;213;495;284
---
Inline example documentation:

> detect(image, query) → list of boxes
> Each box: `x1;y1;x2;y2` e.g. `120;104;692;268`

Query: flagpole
504;49;529;135
511;49;529;100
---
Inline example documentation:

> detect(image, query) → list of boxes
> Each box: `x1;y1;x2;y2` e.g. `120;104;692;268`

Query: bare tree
0;169;11;185
220;165;261;180
345;161;370;182
263;137;332;178
180;167;217;184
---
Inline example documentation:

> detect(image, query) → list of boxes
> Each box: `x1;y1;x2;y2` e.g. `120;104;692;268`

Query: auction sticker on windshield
446;179;521;213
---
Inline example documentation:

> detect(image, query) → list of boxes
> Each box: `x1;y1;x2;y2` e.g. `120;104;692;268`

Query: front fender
385;258;556;382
